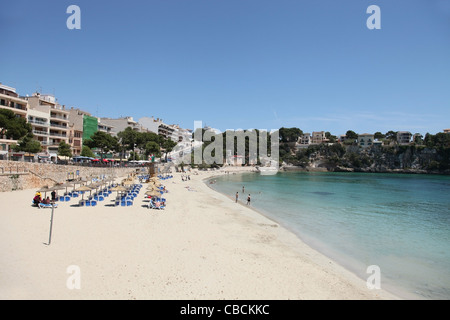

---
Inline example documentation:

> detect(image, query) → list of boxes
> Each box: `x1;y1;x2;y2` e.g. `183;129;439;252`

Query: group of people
181;175;191;181
235;186;251;206
32;190;57;206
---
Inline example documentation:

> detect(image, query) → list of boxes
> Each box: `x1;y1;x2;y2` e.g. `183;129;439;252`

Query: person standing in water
235;192;239;203
247;194;251;205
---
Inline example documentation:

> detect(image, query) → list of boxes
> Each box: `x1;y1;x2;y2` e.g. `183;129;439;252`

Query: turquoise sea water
208;172;450;299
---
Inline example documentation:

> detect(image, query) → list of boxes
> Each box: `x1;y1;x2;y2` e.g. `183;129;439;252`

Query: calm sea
208;171;450;299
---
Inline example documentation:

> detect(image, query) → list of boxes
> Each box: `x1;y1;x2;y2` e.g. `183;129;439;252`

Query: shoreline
198;168;403;299
203;170;425;300
0;168;401;299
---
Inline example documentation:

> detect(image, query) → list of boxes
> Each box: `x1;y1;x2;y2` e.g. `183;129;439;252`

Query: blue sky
2;0;449;136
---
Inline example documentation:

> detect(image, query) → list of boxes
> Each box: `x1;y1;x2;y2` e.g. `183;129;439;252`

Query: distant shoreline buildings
0;82;192;162
1;82;449;162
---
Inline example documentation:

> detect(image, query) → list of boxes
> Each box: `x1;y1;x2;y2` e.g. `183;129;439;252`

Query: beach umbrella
110;185;128;198
37;186;54;199
111;185;128;192
123;180;135;186
47;184;66;199
76;185;93;200
58;182;75;195
146;190;161;198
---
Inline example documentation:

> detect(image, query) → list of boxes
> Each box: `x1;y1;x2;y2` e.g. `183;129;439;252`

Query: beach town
2;1;449;302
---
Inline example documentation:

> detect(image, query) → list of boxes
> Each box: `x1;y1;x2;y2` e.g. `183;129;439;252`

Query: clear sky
2;0;449;136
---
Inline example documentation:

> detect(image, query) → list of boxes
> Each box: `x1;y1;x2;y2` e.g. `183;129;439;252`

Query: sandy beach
0;168;400;300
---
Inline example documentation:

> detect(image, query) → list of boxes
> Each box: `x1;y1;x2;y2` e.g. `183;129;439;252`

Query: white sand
0;169;400;300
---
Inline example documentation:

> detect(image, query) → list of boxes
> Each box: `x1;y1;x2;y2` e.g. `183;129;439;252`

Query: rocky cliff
281;144;450;175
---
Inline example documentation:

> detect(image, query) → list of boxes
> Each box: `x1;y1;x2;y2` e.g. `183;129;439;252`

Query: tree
81;145;95;158
162;138;178;161
325;131;337;143
345;130;358;141
413;133;423;145
0;109;32;140
118;127;138;152
374;132;385;140
144;141;160;158
385;131;397;143
58;141;72;158
84;131;117;159
279;127;303;143
12;134;42;153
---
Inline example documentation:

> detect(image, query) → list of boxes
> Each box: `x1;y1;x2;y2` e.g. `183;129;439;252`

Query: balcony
0;102;28;115
48;140;63;146
29;119;49;126
50;114;69;122
33;130;49;136
49;132;67;138
49;122;69;130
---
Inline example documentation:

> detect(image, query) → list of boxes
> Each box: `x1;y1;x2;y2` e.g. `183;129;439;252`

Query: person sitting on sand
33;194;42;206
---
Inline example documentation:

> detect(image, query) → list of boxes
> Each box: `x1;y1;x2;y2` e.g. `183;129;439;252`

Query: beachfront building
397;131;412;145
27;108;50;152
26;93;70;160
158;123;176;140
68;108;92;156
82;114;98;141
68;124;83;156
139;116;192;143
97;119;114;135
358;133;375;149
444;129;450;134
100;116;145;136
296;133;311;149
138;116;164;135
0;84;29;159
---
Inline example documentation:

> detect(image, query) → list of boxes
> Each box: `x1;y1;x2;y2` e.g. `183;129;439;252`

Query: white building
296;133;311;149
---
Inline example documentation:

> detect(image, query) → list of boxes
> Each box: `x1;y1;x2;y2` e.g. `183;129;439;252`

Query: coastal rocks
288;144;449;175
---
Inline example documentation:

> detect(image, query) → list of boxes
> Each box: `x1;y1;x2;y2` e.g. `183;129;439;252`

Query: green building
83;115;98;141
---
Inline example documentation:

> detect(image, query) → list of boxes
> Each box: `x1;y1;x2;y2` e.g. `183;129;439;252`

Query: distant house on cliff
311;131;329;145
358;133;374;149
444;129;450;134
296;133;311;149
397;131;412;145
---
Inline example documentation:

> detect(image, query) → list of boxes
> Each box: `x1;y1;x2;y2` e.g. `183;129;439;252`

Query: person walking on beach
235;192;239;203
246;194;251;206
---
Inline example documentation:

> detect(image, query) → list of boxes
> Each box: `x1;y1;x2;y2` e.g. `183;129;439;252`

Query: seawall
0;160;137;192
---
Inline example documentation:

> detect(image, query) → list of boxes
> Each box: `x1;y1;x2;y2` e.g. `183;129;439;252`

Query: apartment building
0;83;29;158
25;93;70;158
68;108;92;156
100;116;144;136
